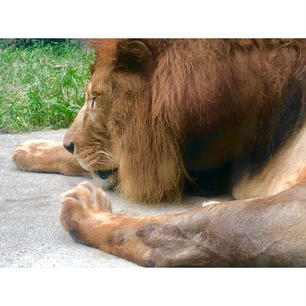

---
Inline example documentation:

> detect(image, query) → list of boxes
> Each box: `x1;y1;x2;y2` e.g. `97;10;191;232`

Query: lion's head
63;39;184;201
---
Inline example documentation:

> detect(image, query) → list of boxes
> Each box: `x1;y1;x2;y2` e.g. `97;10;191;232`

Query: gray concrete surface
0;129;228;267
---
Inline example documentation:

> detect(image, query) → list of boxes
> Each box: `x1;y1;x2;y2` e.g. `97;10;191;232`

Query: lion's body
13;39;306;266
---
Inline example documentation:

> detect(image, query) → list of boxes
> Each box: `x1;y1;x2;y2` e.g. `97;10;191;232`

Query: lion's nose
63;142;74;154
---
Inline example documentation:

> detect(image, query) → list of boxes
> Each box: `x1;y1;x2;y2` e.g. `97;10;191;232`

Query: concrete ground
0;129;227;267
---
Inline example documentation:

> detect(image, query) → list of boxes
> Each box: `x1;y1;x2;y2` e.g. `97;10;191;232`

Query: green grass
0;39;95;133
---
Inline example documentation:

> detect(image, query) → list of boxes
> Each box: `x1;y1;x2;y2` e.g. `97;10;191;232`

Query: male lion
13;39;306;267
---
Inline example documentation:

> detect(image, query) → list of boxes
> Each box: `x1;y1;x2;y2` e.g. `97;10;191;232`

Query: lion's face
63;64;119;188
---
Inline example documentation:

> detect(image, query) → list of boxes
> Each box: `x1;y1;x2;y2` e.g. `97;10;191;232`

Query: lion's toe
12;146;30;171
78;181;112;212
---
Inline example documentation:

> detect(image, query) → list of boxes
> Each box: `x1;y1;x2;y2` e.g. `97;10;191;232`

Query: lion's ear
116;40;153;75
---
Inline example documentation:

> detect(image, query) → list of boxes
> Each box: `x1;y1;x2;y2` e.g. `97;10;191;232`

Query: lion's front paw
60;181;112;243
12;139;59;172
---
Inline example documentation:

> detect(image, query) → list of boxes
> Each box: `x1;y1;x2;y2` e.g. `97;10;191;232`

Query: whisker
97;149;113;160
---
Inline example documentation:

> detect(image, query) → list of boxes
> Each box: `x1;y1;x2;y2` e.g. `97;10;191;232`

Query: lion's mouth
97;169;118;180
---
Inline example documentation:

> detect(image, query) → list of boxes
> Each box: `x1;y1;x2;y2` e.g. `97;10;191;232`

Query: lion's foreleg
12;140;90;176
60;181;306;267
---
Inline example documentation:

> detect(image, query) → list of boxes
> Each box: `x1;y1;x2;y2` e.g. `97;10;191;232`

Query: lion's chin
92;171;117;191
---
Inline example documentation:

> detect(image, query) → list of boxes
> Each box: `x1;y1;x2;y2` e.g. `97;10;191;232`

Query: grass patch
0;39;95;133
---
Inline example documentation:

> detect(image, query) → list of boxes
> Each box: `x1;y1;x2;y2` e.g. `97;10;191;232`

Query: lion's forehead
88;70;110;96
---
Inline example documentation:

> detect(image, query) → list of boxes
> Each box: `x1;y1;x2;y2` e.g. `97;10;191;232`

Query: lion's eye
91;95;97;109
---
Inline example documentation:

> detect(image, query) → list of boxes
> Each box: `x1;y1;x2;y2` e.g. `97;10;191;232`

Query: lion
12;39;306;267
